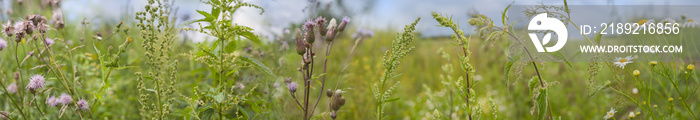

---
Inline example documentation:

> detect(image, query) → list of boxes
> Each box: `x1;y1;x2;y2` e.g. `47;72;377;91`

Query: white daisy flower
661;18;677;24
645;19;656;25
683;19;698;28
613;56;635;69
604;108;617;120
628;112;635;118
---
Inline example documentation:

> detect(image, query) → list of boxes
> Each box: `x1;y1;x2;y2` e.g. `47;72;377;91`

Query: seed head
25;74;45;93
632;88;638;95
632;70;640;76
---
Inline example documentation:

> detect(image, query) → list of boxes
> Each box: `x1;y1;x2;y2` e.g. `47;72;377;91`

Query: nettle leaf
546;52;575;72
503;56;518;85
239;30;261;44
196;44;218;59
225;40;238;53
200;108;215;120
535;88;548;120
595;22;611;44
196;10;215;21
214;92;224;103
238;56;273;76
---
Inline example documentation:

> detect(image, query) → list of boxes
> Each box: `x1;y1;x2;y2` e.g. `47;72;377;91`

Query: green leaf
546;52;575;72
200;108;215;120
528;76;539;95
225;40;238;53
239;30;261;44
197;44;218;59
214;92;224;103
563;0;570;14
502;2;514;25
196;10;214;20
535;88;548;120
385;98;400;103
238;56;274;76
503;56;518;86
595;22;611;44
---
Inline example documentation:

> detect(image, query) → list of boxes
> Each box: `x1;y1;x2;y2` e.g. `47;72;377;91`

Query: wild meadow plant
432;12;503;119
134;0;179;119
287;15;351;120
0;0;134;119
372;18;419;120
177;0;275;119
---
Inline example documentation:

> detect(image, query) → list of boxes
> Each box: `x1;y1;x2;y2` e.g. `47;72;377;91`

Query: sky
7;0;700;41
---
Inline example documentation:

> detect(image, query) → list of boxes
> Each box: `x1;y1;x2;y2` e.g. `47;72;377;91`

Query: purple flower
0;38;7;51
44;38;54;46
2;22;13;37
342;16;351;23
288;82;298;93
46;95;59;107
58;93;73;105
6;82;17;94
352;28;374;39
25;74;45;93
76;99;89;110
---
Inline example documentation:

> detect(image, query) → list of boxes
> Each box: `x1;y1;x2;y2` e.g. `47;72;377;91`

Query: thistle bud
325;26;336;42
339;96;345;106
54;21;64;29
303;21;315;44
315;17;327;36
294;28;306;55
331;112;337;119
337;17;350;32
288;82;298;93
326;89;333;97
13;72;19;80
284;78;292;84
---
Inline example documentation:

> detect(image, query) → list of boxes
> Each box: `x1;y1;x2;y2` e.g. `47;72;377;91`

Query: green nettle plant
179;0;274;119
287;15;352;120
373;18;420;120
466;4;569;119
134;0;178;119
